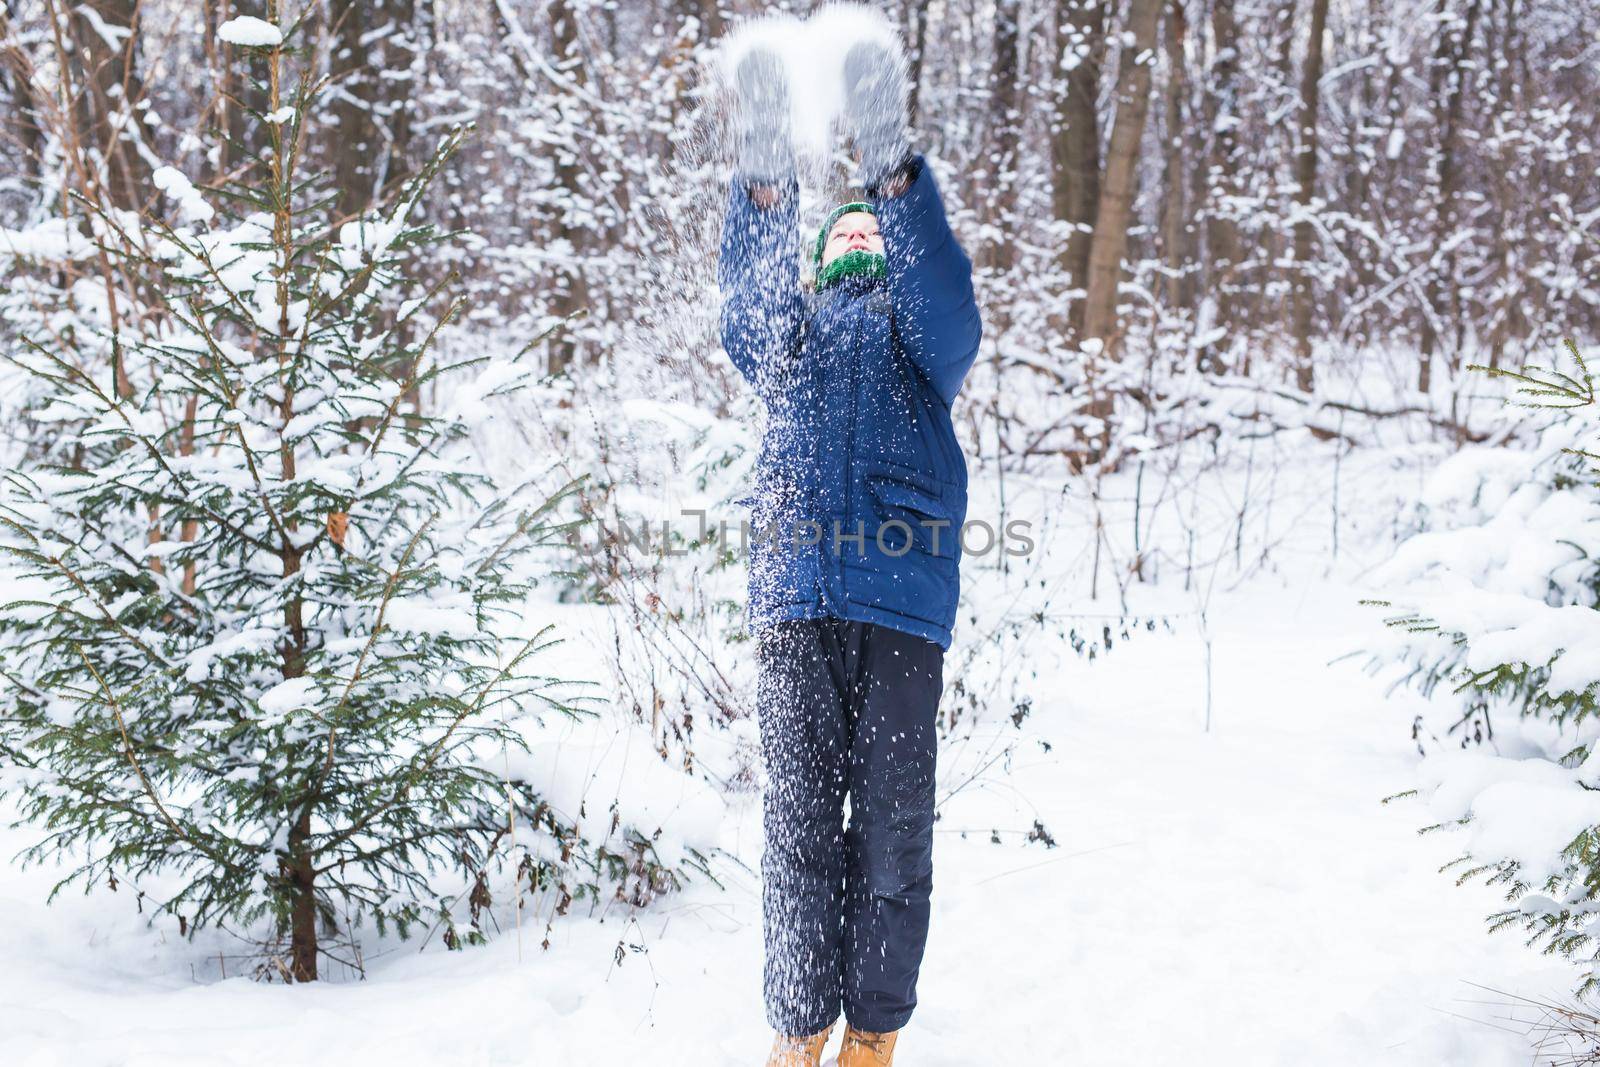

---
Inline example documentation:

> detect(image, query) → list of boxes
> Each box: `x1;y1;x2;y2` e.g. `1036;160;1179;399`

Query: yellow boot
838;1025;898;1066
766;1022;835;1067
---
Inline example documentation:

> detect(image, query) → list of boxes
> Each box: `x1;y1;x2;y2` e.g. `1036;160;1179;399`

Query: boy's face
821;211;883;269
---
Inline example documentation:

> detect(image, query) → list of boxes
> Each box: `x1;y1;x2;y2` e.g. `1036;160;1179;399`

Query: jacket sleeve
873;155;982;407
717;176;805;399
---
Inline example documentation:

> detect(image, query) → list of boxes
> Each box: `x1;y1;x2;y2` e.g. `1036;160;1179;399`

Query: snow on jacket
718;154;982;650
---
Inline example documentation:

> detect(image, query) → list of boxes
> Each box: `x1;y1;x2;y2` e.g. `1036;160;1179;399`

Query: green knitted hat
813;201;885;292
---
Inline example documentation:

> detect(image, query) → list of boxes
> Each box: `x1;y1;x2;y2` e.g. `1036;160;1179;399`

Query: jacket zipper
842;294;863;595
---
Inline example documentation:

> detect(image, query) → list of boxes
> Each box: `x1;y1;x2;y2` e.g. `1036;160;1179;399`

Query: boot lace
849;1029;892;1054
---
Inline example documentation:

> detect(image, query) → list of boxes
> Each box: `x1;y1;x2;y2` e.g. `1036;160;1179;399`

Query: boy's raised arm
873;155;982;407
718;178;805;398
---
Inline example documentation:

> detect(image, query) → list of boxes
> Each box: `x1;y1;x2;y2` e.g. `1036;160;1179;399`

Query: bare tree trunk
1202;0;1242;369
328;0;373;213
1052;0;1106;342
1486;0;1525;362
67;0;149;211
545;0;589;376
1290;0;1329;393
1418;0;1447;391
1080;0;1164;461
1260;0;1298;351
1343;0;1379;298
905;0;932;132
206;1;272;180
202;1;232;175
0;3;46;186
1160;0;1192;312
1419;0;1479;389
989;0;1022;279
329;0;425;218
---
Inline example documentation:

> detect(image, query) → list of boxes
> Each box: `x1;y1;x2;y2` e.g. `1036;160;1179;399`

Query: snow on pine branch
1366;343;1600;995
217;17;282;48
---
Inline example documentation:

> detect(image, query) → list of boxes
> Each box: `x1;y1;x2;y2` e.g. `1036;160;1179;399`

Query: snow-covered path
916;579;1561;1065
1;571;1570;1066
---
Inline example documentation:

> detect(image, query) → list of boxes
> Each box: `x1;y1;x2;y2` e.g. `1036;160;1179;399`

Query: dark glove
733;48;795;186
842;41;911;194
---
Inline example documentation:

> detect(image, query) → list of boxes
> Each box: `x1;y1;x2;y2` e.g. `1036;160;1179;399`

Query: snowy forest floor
0;435;1579;1066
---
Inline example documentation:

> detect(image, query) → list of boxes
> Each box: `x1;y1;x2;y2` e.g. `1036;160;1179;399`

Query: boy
719;39;981;1067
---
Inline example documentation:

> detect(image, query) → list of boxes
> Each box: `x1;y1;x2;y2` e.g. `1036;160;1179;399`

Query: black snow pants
756;616;944;1037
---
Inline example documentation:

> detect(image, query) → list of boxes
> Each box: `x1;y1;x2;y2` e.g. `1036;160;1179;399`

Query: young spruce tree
0;19;598;981
1371;340;1600;996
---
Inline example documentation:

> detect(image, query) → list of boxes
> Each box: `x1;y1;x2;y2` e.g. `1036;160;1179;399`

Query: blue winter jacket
718;155;982;650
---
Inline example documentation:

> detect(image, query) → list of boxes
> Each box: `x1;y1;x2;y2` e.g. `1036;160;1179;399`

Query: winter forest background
4;0;1600;1064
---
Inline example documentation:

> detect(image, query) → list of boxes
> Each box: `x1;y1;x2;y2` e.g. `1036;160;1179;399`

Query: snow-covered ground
0;498;1572;1064
0;372;1570;1065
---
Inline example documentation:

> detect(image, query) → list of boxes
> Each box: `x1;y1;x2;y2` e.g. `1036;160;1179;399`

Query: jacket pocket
865;475;958;563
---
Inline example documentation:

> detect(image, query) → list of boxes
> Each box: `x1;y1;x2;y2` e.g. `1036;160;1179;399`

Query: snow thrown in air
716;2;901;158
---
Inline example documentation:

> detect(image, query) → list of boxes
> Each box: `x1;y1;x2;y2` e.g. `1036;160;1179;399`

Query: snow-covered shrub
567;393;760;778
0;29;684;982
1367;341;1600;993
